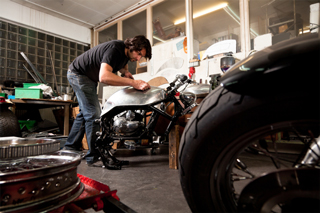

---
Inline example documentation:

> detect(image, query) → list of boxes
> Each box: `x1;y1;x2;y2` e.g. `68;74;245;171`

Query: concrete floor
2;137;312;212
77;146;192;213
75;142;311;213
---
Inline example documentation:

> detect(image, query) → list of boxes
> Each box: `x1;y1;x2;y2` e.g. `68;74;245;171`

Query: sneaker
62;146;82;151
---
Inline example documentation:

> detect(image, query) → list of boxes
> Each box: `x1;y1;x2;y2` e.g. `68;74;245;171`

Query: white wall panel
0;0;91;43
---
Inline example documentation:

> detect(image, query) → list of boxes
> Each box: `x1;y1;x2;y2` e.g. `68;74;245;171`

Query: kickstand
97;146;129;170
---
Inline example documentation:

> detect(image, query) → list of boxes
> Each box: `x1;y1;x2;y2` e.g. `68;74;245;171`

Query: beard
126;50;137;62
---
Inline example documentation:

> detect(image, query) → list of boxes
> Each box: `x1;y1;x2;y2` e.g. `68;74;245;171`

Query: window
193;0;241;58
152;0;186;46
99;23;117;44
123;11;147;74
249;0;320;49
123;11;146;39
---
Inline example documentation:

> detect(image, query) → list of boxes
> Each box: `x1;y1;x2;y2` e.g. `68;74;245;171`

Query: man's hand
123;70;134;79
132;80;150;91
100;63;149;91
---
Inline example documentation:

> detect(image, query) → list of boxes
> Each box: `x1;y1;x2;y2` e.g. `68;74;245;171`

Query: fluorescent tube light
174;3;228;25
153;35;166;42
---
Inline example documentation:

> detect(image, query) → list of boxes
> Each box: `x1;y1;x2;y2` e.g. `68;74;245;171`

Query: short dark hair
124;35;152;60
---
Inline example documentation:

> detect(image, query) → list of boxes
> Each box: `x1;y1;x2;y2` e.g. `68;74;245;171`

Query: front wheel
179;86;320;212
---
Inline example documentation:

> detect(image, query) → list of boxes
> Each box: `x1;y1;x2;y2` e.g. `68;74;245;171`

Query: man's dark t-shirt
69;40;129;82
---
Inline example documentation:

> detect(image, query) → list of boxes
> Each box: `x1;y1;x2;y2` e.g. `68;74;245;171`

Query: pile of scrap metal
153;18;183;40
20;52;58;97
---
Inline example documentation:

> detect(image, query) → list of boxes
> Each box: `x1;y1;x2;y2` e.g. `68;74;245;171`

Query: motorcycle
179;33;320;212
95;74;199;169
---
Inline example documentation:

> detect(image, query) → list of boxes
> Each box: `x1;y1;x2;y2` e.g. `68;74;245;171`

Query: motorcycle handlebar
179;74;188;82
171;82;183;92
166;74;191;93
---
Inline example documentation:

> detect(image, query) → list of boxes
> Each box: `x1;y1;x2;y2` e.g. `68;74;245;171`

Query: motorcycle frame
96;90;187;169
100;93;184;143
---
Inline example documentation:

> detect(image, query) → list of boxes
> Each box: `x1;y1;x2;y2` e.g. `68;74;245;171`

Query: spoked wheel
179;87;320;212
213;120;320;213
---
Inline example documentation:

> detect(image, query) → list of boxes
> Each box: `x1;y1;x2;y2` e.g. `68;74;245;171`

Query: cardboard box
136;58;148;74
136;66;147;74
279;24;288;33
137;57;147;68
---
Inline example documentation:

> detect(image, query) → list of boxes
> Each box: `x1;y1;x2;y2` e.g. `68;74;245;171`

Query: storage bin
23;83;41;88
18;120;36;130
15;88;43;99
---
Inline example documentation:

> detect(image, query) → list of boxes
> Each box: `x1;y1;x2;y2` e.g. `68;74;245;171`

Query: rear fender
220;33;320;96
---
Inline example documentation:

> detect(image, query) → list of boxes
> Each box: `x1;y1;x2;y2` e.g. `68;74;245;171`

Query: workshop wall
0;0;91;44
0;0;91;88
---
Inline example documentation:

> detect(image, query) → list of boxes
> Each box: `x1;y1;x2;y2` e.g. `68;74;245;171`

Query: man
64;35;152;166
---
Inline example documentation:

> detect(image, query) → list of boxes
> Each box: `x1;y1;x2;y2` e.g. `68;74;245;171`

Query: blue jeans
64;69;101;163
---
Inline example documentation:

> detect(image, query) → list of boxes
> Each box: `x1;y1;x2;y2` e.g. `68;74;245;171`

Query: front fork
94;132;129;170
94;118;128;170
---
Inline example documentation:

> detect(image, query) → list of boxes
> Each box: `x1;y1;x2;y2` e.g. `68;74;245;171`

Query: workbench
10;98;73;136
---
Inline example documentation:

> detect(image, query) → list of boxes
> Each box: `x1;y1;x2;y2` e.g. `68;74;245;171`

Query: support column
118;21;123;41
240;0;251;56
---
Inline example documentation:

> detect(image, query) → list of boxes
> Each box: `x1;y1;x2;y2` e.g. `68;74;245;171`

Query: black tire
179;86;320;212
0;108;22;137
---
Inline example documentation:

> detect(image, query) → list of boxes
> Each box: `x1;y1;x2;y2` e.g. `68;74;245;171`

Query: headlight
180;92;197;106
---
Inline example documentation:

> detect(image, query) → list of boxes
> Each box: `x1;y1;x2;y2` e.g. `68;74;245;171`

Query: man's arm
99;63;150;90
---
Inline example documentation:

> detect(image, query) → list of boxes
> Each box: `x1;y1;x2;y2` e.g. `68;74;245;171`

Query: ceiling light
153;35;166;42
174;3;228;25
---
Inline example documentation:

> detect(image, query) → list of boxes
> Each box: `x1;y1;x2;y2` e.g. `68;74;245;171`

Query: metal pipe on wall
185;0;194;62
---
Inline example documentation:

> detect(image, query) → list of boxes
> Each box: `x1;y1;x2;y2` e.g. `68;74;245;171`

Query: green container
23;83;42;88
15;88;43;99
18;120;36;130
0;93;5;98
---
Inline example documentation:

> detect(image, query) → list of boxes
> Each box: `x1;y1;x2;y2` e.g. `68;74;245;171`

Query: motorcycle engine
112;110;144;135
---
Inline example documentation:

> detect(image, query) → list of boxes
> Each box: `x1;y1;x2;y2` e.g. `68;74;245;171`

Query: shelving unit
0;19;90;88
